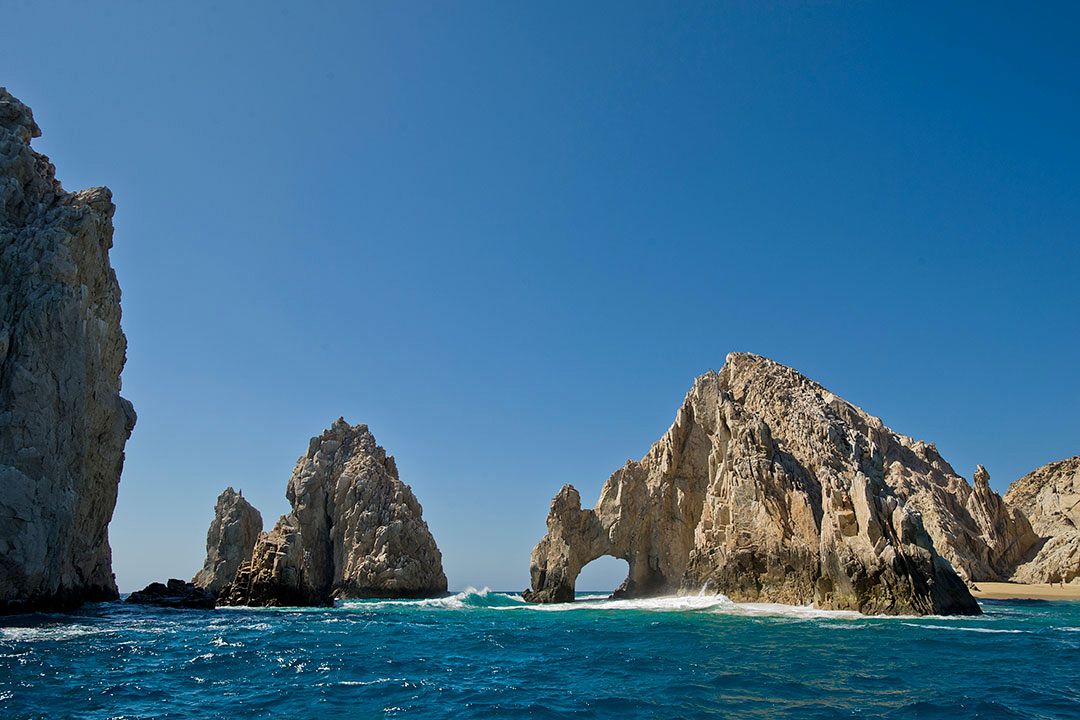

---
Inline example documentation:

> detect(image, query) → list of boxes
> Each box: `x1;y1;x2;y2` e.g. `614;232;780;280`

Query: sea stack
524;353;981;615
220;419;447;606
0;89;136;613
1005;457;1080;585
192;487;263;596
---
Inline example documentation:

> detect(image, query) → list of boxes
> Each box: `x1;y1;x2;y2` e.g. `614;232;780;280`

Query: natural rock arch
523;354;985;616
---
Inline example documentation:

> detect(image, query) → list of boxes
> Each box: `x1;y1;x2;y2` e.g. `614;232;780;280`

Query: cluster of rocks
125;579;214;610
524;353;1079;614
210;419;447;607
0;88;136;614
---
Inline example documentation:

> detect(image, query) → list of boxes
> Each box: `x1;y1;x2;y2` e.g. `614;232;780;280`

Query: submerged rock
0;88;136;614
220;419;446;606
192;488;263;595
524;353;981;615
126;579;215;610
1005;457;1080;585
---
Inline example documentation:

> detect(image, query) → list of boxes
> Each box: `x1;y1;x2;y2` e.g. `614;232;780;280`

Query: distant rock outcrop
1005;457;1080;585
192;488;263;595
220;419;447;606
0;88;136;614
126;579;215;610
524;353;981;615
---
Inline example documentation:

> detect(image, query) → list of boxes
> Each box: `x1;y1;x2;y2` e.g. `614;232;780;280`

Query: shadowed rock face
0;88;136;614
1006;457;1080;584
126;579;215;610
192;488;263;596
524;353;982;616
219;419;447;606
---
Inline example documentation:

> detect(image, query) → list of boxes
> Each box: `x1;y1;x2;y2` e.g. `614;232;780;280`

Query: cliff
1005;457;1080;585
0;88;136;613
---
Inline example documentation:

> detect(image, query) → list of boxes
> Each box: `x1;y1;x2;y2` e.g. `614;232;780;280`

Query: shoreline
971;582;1080;601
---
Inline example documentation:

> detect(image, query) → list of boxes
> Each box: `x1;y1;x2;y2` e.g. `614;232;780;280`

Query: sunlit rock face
0;88;136;614
525;353;984;616
1005;457;1080;585
192;488;263;596
219;419;446;606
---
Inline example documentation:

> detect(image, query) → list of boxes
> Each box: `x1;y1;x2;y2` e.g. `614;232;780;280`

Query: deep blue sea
2;590;1078;719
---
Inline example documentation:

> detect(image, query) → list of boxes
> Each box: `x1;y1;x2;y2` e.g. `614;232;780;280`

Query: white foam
495;593;865;619
0;625;113;643
900;623;1027;634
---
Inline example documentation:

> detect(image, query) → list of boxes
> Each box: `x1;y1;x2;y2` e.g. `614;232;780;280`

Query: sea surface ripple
2;590;1078;719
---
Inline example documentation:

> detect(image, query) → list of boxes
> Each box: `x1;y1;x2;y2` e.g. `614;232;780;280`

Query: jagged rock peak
0;88;136;614
1005;457;1080;585
524;352;982;615
219;419;447;606
192;488;263;595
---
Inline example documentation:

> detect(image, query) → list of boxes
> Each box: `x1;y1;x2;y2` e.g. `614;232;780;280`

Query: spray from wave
337;588;866;619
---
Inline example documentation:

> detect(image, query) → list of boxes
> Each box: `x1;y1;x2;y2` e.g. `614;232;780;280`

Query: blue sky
4;2;1078;592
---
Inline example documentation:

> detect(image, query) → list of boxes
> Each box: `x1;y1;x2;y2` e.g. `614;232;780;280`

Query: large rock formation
0;89;136;613
220;419;447;606
192;487;263;595
1005;457;1080;585
524;353;982;615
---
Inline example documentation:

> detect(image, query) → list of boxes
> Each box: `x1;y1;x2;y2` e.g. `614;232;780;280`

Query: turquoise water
2;590;1077;719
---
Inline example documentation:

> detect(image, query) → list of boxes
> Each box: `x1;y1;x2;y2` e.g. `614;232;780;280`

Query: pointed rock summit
524;353;985;615
192;488;263;596
220;419;447;606
1005;457;1080;585
0;88;136;613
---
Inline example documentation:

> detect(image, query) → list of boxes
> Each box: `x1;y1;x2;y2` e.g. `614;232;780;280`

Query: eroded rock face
192;488;263;595
219;419;447;606
524;353;981;615
1005;457;1080;584
0;88;136;613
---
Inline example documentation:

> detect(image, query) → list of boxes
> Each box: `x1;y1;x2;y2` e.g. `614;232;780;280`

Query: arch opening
575;555;630;598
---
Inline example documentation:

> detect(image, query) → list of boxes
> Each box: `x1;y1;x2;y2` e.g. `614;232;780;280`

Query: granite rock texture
524;353;981;615
192;488;263;595
1005;457;1080;584
0;88;136;613
220;419;446;606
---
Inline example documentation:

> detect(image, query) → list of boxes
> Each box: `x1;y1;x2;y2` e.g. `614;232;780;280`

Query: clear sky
4;2;1078;592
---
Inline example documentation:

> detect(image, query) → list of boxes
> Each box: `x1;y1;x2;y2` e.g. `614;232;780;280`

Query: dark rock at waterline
126;579;215;609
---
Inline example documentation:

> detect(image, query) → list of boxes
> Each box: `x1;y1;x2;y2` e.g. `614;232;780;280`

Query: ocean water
1;590;1077;719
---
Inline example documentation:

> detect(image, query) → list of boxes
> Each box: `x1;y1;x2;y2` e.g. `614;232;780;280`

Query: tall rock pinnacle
220;419;447;606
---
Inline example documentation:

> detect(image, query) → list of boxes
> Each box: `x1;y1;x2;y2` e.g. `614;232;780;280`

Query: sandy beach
971;582;1080;600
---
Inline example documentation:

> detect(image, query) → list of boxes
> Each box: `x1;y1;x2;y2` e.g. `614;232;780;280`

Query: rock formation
0;88;136;614
220;419;447;606
524;353;982;615
192;487;263;595
126;579;215;610
1005;457;1080;584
